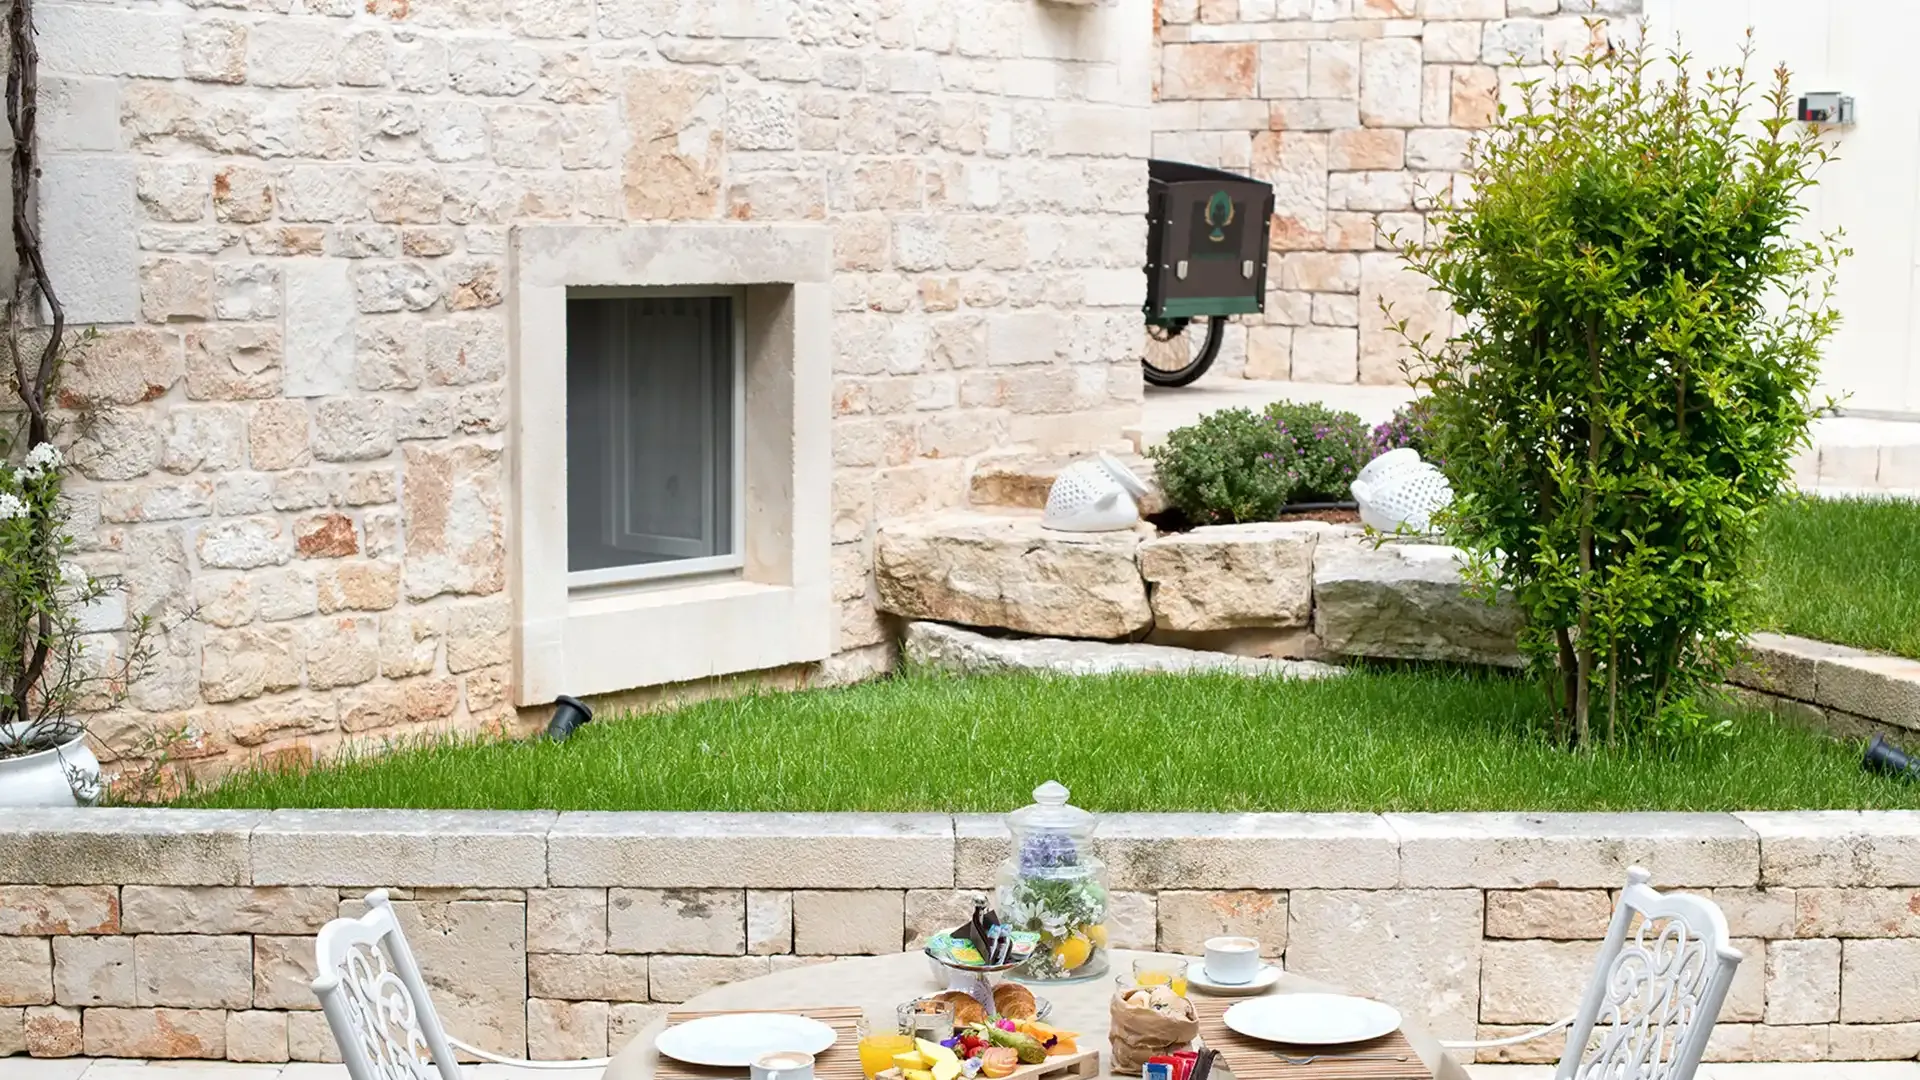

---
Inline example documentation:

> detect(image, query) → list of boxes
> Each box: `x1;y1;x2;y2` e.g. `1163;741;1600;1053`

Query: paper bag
1108;988;1200;1075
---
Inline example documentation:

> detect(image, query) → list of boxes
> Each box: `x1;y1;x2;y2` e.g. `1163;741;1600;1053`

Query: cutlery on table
1272;1052;1409;1065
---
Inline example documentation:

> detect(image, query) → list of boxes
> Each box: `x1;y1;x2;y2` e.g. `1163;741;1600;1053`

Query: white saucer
1184;959;1283;995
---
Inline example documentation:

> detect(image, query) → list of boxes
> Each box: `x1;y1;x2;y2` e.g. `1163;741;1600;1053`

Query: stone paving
15;1061;1920;1080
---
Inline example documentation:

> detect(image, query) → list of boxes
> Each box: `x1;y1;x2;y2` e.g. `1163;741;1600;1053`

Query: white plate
1223;993;1402;1046
655;1013;838;1067
1185;960;1283;996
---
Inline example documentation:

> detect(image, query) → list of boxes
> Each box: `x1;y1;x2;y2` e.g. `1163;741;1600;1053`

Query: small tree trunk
1555;626;1578;745
1574;316;1606;750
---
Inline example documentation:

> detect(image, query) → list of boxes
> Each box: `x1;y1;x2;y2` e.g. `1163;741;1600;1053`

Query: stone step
903;620;1344;679
966;448;1166;515
1730;632;1920;734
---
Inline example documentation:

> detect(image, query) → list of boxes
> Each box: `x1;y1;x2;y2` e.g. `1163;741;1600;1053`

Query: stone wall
1152;0;1636;383
32;0;1152;776
3;809;1919;1064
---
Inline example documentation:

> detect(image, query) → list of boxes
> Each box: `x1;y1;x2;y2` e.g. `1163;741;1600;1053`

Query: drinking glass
896;999;956;1043
857;1017;918;1080
1130;958;1189;997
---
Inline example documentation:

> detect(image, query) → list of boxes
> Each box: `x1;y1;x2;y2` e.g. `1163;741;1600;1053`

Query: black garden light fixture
547;695;593;742
1862;735;1919;782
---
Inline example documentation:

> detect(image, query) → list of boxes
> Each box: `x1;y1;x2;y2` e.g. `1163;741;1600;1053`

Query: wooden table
603;950;1469;1080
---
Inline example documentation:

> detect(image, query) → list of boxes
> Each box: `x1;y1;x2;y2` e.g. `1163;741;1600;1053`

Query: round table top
603;950;1468;1080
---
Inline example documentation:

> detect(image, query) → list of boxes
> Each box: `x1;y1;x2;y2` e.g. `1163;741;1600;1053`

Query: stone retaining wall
3;810;1919;1065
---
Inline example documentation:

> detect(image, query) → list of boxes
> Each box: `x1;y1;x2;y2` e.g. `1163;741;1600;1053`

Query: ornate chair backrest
312;890;464;1080
1555;867;1743;1080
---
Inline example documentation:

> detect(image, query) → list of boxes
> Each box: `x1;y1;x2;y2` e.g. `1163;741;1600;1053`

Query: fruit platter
872;994;1092;1080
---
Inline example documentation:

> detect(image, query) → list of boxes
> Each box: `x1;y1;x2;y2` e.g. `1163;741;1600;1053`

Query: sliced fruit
931;1057;963;1080
980;1048;1019;1079
893;1052;930;1071
904;1069;935;1080
916;1039;960;1067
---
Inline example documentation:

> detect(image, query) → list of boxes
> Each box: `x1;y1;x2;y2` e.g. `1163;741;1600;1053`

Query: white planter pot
0;734;102;807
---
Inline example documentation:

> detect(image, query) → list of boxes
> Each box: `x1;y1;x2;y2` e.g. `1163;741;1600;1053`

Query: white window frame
562;285;749;591
510;225;834;707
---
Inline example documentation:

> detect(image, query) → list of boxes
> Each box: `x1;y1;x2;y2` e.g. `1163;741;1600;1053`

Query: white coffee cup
1203;935;1262;985
752;1050;816;1080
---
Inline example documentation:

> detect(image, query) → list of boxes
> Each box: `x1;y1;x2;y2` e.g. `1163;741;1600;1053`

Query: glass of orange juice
856;1018;918;1080
1131;958;1189;997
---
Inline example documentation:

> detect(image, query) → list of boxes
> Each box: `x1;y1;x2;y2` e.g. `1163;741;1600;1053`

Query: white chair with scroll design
313;889;609;1080
1443;866;1743;1080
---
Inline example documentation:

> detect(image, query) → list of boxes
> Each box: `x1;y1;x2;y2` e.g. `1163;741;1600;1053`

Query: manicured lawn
1753;495;1920;660
170;668;1919;812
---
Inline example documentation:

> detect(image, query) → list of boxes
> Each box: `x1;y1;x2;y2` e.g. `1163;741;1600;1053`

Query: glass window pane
566;294;734;575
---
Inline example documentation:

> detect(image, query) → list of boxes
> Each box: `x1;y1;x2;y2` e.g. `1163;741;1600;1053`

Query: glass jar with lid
998;780;1110;983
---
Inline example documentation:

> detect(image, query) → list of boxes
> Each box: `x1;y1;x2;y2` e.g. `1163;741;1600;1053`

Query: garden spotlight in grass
1863;736;1919;782
547;695;592;742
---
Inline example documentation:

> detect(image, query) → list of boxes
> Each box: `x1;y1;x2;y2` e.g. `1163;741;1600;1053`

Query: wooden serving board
657;1007;864;1080
1192;999;1430;1080
1001;1047;1102;1080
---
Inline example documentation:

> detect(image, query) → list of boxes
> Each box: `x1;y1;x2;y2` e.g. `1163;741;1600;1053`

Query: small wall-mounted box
1798;92;1856;125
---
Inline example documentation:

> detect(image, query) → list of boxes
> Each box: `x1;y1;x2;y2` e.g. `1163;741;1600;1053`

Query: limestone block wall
30;0;1153;775
1152;0;1637;383
2;809;1919;1064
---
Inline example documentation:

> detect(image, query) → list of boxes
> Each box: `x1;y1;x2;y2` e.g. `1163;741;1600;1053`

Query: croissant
992;982;1038;1020
931;990;987;1026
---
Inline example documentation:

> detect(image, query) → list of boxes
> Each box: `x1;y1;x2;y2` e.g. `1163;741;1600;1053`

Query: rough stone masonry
29;0;1155;773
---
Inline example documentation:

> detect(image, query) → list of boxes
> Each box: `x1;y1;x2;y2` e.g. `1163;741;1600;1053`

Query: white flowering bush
0;440;154;760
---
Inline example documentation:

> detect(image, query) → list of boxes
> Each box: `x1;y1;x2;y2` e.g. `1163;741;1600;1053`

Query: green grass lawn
170;668;1919;813
1752;494;1920;659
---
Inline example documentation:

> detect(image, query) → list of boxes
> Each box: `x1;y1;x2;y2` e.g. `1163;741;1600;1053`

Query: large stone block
956;814;1399;891
50;936;133;1007
344;897;528;1056
83;1007;226;1058
251;809;554;887
1794;887;1920;937
0;808;262;885
793;890;903;955
1137;523;1320;632
253;935;320;1011
1478;939;1598;1024
1388;813;1760;888
1312;538;1523;667
528;953;650;1002
1286;889;1483;1041
1765;938;1840;1025
1156;891;1287;956
227;1010;290;1063
747;890;793;955
135;934;252;1008
1712;887;1797;939
0;886;119;935
39;155;139;324
529;998;610;1061
529;889;609;954
1841;938;1920;1023
873;513;1152;639
549;813;953;889
0;938;51;1007
1484;890;1611;940
121;885;337;934
608;889;746;955
903;621;1340;679
403;443;507;601
648;955;773;1003
1737;811;1920;887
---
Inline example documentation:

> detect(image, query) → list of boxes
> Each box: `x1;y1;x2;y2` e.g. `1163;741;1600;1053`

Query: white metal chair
312;889;610;1079
1442;867;1743;1080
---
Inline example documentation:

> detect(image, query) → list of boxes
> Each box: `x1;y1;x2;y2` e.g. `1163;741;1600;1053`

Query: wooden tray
1192;999;1430;1080
1002;1047;1101;1080
657;1007;864;1080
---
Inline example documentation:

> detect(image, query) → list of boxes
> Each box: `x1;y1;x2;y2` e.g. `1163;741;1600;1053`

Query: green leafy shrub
1149;402;1372;522
1147;407;1287;524
1396;31;1843;745
1265;402;1372;503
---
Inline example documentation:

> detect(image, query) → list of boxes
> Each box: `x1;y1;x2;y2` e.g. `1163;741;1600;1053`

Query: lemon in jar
1082;924;1108;948
1050;932;1092;972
